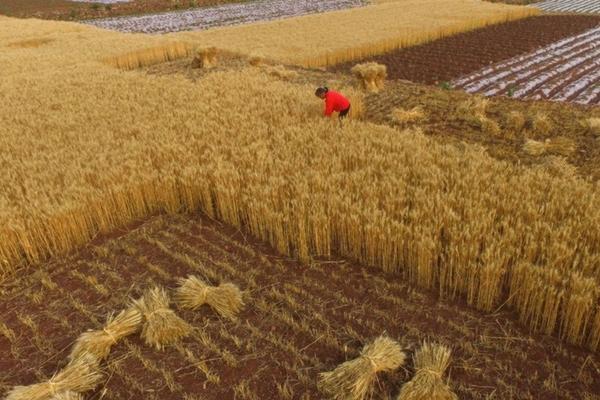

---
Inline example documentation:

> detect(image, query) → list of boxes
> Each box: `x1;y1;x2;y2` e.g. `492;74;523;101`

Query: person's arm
324;98;334;117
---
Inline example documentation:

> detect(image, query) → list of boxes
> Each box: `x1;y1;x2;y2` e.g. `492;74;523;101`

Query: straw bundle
69;307;142;361
523;139;547;156
50;392;82;400
5;354;102;400
175;275;244;319
477;114;500;136
318;336;405;400
457;96;489;119
351;62;387;92
266;65;299;81
249;55;266;66
587;117;600;135
192;47;219;69
391;106;427;125
530;113;552;136
134;286;192;350
505;111;526;133
546;136;576;157
397;342;457;400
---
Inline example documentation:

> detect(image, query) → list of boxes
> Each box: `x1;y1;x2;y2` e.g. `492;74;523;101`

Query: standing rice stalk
69;307;142;361
397;342;457;400
319;336;405;400
175;275;244;319
5;354;102;400
133;286;192;350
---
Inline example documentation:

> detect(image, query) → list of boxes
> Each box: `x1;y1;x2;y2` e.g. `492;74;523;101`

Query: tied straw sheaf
4;354;102;400
69;307;142;361
319;336;405;400
176;275;245;319
133;286;192;350
397;343;457;400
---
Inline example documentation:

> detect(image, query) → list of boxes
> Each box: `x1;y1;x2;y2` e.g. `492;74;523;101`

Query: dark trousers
339;105;351;119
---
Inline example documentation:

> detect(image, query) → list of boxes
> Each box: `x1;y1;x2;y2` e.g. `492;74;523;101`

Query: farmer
315;87;351;119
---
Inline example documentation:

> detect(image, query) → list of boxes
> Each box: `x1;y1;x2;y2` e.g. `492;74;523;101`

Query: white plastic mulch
452;26;600;105
83;0;367;34
535;0;600;14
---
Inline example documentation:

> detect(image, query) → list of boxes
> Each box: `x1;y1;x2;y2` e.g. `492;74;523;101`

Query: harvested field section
1;213;599;400
453;25;600;104
331;15;600;85
86;0;367;34
177;0;537;67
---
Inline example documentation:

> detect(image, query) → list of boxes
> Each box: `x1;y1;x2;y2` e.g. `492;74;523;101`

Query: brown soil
1;212;599;400
0;0;247;21
331;15;600;85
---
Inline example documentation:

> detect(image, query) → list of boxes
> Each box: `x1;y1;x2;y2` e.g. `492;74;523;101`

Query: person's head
315;86;328;99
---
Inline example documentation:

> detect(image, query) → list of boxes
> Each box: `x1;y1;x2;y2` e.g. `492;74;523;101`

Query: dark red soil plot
1;213;599;400
331;15;600;85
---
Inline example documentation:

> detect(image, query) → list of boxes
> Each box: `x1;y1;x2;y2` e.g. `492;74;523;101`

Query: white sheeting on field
84;0;367;34
535;0;600;14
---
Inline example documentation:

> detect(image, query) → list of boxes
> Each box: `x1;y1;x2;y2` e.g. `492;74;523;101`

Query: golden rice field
175;0;538;67
1;2;600;398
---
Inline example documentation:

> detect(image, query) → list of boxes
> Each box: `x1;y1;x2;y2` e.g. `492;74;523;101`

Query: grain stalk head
133;286;192;350
69;307;142;361
319;336;405;400
176;275;244;319
397;342;457;400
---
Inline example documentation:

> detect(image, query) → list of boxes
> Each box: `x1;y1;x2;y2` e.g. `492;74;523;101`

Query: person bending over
315;87;351;119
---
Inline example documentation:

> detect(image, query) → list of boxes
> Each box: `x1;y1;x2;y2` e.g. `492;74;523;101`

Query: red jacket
324;91;350;117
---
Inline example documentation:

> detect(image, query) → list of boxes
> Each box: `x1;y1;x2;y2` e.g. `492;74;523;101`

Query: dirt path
1;213;599;400
331;15;600;86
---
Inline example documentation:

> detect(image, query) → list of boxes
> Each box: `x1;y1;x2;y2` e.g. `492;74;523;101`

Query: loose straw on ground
134;286;191;350
175;275;244;319
319;336;405;400
397;342;458;400
5;354;102;400
70;307;142;361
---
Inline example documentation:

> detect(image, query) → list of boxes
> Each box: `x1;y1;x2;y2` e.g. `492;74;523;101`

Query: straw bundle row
192;47;219;69
133;286;192;350
69;307;142;361
319;336;405;400
397;343;457;400
351;62;387;93
175;275;244;320
5;354;102;400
